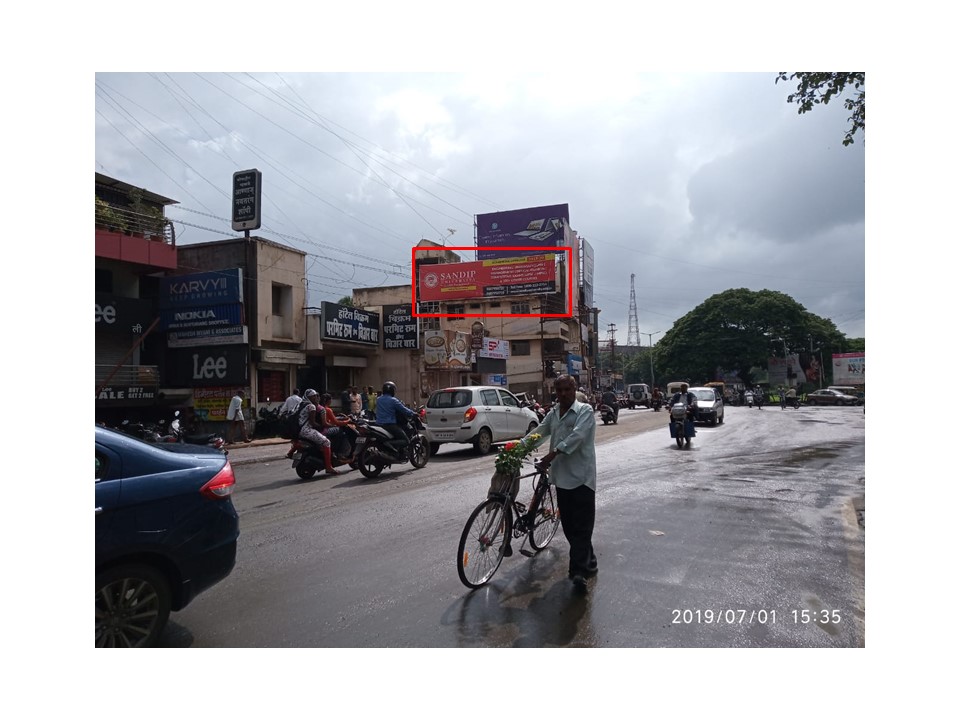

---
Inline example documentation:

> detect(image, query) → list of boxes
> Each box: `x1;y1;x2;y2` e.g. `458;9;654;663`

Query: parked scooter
599;403;618;425
668;402;696;448
169;411;226;452
352;413;429;479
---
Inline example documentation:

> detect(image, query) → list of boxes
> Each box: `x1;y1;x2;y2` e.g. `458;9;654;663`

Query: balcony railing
95;364;159;386
95;202;175;245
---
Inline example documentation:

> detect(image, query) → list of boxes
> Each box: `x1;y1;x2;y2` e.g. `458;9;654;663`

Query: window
418;302;440;330
498;389;519;407
511;340;531;356
480;389;500;405
95;451;108;481
271;283;293;338
469;303;481;310
510;302;530;314
447;304;465;320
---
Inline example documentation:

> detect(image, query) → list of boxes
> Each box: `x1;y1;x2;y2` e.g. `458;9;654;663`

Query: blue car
95;426;239;647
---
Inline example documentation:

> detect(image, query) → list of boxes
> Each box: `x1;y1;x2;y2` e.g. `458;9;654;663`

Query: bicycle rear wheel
528;482;560;550
457;498;512;589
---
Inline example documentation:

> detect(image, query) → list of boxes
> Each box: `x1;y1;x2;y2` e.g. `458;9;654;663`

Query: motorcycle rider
669;383;697;414
600;386;619;422
376;381;415;450
784;385;798;408
318;392;358;462
652;386;663;411
296;389;341;475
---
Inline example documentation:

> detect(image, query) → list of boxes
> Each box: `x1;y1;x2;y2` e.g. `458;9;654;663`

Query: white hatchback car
424;386;541;455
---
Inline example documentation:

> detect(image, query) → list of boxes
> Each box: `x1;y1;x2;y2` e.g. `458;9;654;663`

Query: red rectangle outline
411;246;573;318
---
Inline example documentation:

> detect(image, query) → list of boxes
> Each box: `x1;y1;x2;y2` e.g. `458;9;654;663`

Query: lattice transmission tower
627;273;640;346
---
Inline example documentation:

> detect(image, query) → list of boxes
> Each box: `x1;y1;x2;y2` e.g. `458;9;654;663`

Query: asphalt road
160;403;865;647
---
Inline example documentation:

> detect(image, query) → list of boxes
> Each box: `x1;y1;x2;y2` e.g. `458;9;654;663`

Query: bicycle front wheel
528;483;560;550
457;498;512;589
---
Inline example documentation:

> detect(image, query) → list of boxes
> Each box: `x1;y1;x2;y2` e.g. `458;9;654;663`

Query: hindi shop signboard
418;254;556;302
382;304;419;350
232;169;262;231
320;302;380;346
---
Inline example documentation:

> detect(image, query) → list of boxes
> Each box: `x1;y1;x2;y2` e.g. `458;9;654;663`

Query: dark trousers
556;484;597;577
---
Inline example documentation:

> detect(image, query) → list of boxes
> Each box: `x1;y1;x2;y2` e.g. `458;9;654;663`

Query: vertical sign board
232;169;262;231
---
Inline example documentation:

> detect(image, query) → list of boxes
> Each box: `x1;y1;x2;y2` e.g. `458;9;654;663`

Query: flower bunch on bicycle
494;433;541;476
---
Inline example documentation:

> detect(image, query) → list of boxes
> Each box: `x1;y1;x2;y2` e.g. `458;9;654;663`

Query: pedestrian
280;388;302;417
349;386;362;416
520;374;598;593
366;386;377;419
225;389;251;444
340;387;352;414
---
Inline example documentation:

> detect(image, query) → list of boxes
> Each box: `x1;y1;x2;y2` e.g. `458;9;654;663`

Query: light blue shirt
523;399;597;491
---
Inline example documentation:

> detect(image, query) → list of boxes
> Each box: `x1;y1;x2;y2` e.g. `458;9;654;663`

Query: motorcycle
169;411;226;452
255;405;283;438
781;395;800;410
353;413;429;479
599;403;618;425
668;402;696;448
652;395;663;412
289;436;355;479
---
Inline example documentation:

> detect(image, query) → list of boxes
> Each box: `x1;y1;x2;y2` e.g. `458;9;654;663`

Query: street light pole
640;331;663;388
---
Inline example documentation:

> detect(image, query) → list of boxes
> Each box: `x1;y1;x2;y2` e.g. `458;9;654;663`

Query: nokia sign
160;303;243;330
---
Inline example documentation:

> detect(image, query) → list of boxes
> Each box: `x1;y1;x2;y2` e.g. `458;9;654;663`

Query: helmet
382;381;397;396
304;389;318;399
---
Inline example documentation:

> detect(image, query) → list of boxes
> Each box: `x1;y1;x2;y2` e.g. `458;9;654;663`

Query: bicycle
456;459;561;589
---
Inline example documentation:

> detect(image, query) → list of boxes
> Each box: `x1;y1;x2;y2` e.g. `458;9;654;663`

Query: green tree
656;289;847;386
776;72;865;146
337;296;355;307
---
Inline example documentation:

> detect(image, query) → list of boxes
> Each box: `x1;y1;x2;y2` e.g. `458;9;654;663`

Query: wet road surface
161;403;865;647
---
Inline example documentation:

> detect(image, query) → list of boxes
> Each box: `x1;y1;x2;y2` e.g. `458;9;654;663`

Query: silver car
424;386;541;455
689;387;725;426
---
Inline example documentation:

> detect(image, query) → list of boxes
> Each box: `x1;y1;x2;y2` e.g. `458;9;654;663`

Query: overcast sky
95;71;864;344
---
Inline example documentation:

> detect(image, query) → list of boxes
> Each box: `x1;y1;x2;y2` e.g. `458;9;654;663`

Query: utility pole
607;323;618;391
641;330;663;388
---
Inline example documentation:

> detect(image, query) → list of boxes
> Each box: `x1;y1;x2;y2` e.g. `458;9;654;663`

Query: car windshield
427;390;473;409
693;390;716;401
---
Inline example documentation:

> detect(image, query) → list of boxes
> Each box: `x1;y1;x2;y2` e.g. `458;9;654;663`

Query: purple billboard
476;203;569;260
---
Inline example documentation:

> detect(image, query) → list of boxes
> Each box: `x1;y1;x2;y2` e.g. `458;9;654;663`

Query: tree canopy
654;288;848;386
776;72;865;146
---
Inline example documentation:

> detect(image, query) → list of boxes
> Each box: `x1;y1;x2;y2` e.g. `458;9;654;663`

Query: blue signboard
160;303;243;330
476;203;569;260
159;269;244;309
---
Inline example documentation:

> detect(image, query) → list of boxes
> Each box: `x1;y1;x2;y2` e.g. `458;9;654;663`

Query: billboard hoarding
832;352;864;385
159;269;244;309
476;204;569;260
418;254;557;303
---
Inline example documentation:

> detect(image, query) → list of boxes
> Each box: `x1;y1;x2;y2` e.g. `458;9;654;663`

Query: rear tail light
463;407;477;423
201;462;236;499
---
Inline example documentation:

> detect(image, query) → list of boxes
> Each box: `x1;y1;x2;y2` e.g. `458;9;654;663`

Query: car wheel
474;428;493;455
709;417;717;427
527;422;538;434
429;442;441;457
96;564;171;648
